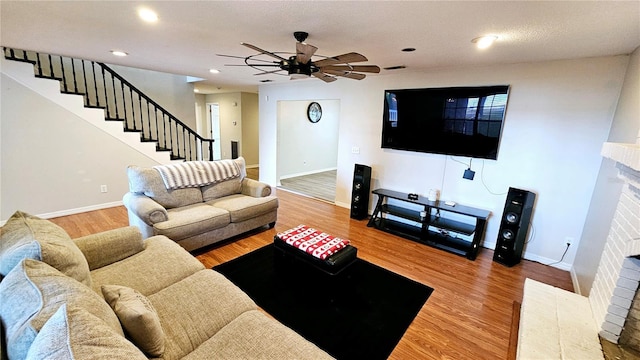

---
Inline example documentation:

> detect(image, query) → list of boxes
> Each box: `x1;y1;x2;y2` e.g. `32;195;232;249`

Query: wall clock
307;102;322;123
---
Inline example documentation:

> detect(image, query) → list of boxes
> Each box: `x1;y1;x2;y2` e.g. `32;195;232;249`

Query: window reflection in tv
382;85;510;160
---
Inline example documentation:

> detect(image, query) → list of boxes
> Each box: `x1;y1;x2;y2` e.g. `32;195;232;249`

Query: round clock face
307;102;322;123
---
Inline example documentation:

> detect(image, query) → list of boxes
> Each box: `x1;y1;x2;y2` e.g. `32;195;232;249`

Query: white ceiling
2;1;639;94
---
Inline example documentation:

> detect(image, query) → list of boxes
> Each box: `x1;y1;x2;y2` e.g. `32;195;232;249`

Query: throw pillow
0;259;123;360
0;210;91;286
102;284;165;357
26;304;147;360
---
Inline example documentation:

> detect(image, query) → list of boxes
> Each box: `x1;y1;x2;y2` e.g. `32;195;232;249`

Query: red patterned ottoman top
276;225;351;260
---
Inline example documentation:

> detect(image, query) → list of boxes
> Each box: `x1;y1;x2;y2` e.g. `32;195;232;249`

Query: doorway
276;100;339;202
207;103;222;160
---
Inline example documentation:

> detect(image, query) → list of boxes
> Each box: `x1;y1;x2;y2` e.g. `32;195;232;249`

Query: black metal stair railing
3;47;215;161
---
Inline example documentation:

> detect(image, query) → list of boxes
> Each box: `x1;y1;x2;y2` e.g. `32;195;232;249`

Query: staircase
2;48;215;162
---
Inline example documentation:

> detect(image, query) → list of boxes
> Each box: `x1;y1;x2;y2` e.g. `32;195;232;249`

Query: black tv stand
367;188;490;260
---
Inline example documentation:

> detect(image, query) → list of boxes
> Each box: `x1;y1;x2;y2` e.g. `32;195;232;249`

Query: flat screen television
382;85;510;160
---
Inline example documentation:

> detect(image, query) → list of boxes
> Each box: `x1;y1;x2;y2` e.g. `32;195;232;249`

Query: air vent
383;65;407;71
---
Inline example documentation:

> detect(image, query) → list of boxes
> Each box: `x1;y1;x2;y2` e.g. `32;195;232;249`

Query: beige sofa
123;157;278;251
0;211;333;360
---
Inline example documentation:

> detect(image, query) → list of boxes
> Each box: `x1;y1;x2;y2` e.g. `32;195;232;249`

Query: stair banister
3;47;215;162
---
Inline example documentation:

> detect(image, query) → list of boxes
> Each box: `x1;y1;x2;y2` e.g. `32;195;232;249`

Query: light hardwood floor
49;189;572;360
279;170;337;203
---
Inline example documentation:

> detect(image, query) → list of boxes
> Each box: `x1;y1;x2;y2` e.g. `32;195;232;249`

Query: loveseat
0;211;334;359
123;157;278;251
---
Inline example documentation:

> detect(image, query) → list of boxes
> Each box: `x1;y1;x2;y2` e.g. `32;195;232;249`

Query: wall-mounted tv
382;85;510;160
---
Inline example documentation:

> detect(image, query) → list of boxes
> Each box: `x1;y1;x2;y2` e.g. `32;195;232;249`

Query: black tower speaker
350;164;372;220
493;187;536;267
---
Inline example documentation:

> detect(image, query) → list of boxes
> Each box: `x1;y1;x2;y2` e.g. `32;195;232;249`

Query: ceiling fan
219;32;380;83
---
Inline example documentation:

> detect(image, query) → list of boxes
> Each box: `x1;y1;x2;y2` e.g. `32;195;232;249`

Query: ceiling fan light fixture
290;73;310;80
472;35;498;49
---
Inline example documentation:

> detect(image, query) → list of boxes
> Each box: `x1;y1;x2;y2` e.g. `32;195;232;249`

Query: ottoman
274;225;357;275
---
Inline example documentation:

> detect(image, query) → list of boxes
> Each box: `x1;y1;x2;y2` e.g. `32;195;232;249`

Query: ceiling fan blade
241;42;287;61
312;72;337;83
218;54;280;64
313;52;368;67
321;65;381;73
296;42;318;64
224;64;282;67
322;70;366;80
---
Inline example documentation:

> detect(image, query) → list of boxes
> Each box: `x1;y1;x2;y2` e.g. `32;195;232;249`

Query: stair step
5;57;36;65
124;129;142;133
61;90;86;96
105;118;125;122
85;105;106;110
141;138;157;143
35;74;62;81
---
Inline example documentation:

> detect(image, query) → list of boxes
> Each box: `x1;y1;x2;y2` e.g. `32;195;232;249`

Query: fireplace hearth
593;142;640;355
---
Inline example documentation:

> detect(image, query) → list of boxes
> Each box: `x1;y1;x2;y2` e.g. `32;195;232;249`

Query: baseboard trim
570;267;582;295
1;201;123;225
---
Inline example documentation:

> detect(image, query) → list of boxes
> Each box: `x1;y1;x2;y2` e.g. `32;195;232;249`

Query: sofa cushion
127;165;203;209
102;285;165;357
155;203;230;240
0;210;91;286
206;195;279;223
182;310;334;360
74;226;145;271
89;235;205;296
148;269;256;360
0;259;123;360
201;157;247;201
201;178;243;202
25;304;147;360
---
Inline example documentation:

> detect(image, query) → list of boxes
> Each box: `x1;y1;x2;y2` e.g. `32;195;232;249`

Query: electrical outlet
100;185;108;193
565;237;574;246
351;146;360;154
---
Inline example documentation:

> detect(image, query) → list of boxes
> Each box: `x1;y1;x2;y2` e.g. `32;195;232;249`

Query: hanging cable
546;242;570;266
480;159;508;196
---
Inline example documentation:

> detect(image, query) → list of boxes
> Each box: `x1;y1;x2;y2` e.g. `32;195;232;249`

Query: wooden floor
49;189;573;360
279;170;337;203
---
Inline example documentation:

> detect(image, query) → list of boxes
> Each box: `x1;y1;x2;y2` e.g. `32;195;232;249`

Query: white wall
241;92;259;167
277;100;339;180
259;56;629;269
1;74;160;220
574;46;640;294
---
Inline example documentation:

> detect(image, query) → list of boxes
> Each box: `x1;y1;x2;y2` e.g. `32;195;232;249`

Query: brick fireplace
591;142;640;349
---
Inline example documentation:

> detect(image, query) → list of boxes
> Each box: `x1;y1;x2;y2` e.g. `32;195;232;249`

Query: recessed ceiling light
111;50;128;57
471;35;498;49
194;89;200;93
138;8;158;23
401;48;416;52
209;69;220;74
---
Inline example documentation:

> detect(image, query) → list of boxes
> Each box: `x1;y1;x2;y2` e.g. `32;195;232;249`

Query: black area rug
213;244;433;360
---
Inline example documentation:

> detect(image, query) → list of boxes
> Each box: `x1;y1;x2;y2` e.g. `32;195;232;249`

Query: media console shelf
367;188;490;260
